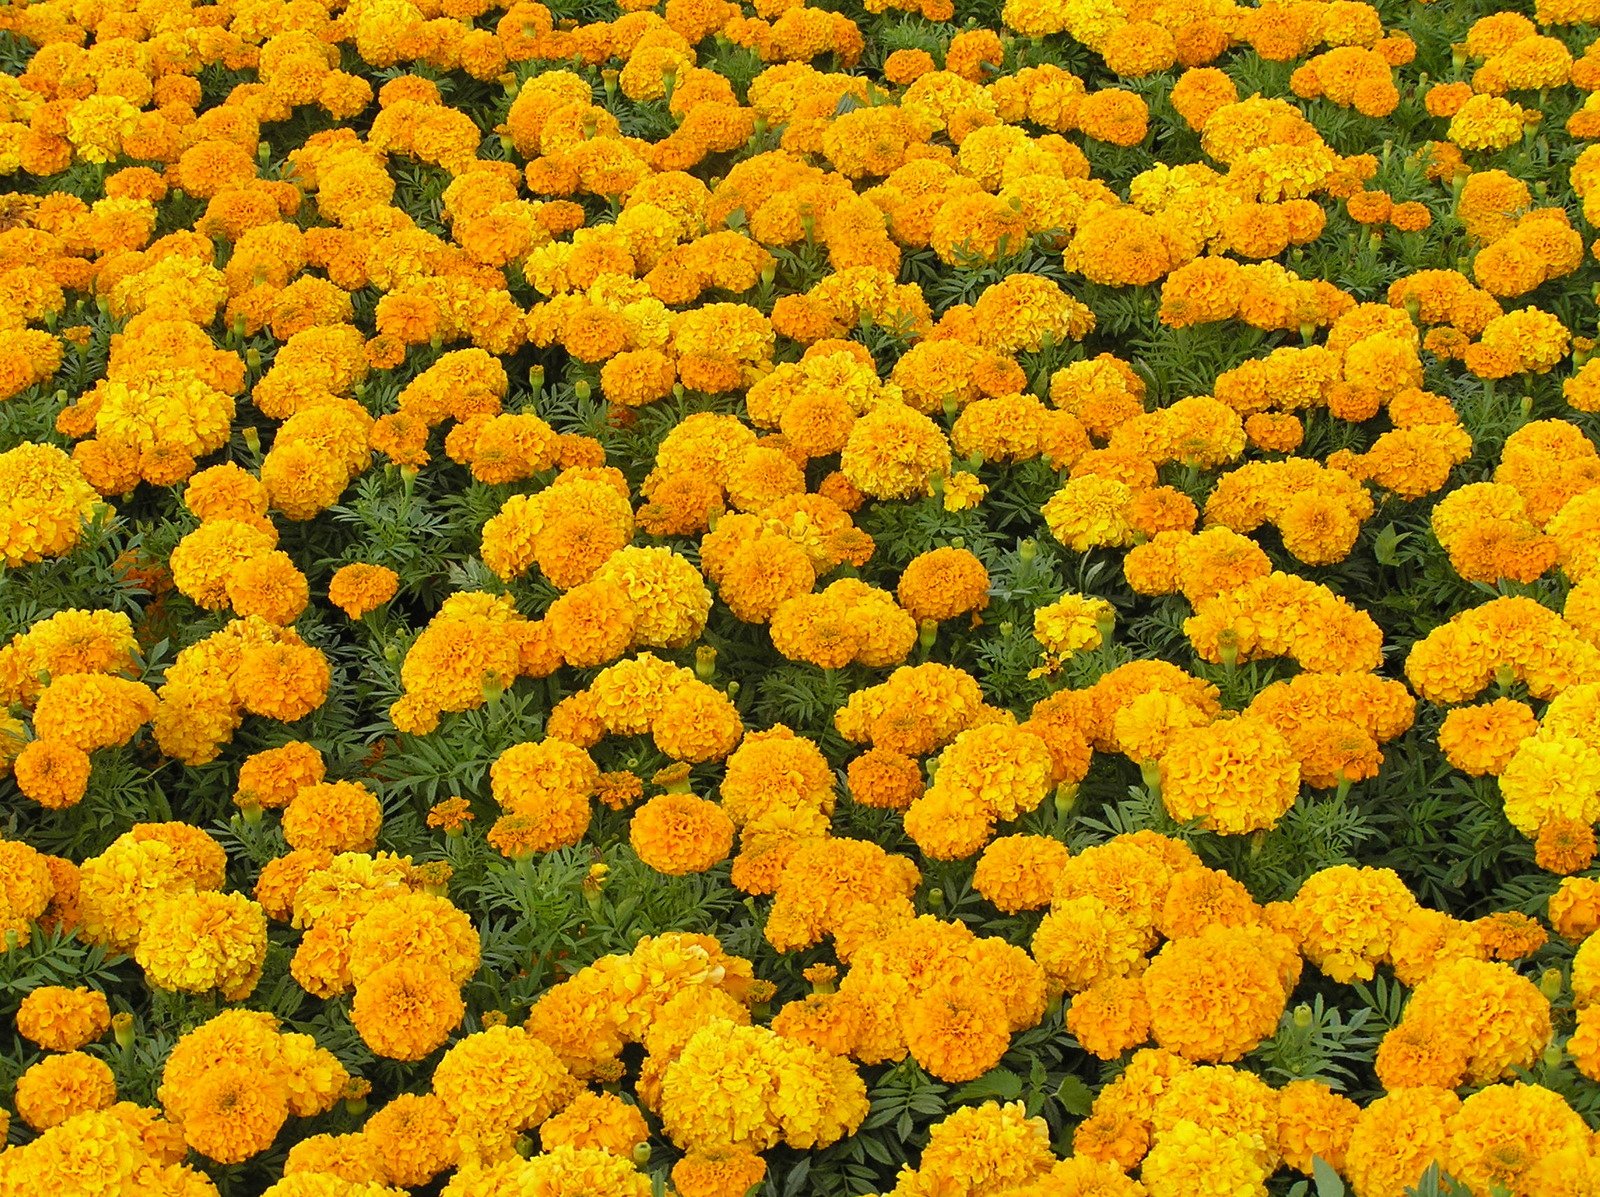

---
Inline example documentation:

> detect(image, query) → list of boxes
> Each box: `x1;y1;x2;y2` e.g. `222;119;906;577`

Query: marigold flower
352;960;464;1061
327;563;400;619
12;739;92;809
13;1052;117;1131
15;986;111;1053
630;793;735;875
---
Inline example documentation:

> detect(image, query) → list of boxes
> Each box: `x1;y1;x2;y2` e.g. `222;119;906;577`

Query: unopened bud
695;645;717;681
631;1143;652;1167
1541;968;1565;1002
918;619;938;651
1054;782;1078;817
1293;1003;1313;1029
574;378;591;401
112;1012;134;1050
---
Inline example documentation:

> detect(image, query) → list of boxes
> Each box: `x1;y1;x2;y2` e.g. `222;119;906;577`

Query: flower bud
1054;782;1078;817
1541;968;1565;1002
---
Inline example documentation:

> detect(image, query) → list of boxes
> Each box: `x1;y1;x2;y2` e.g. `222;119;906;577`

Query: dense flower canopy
6;0;1600;1191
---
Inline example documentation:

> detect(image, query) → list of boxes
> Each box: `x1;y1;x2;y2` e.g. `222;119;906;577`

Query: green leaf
1313;1157;1346;1197
952;1067;1024;1104
1055;1076;1094;1117
1372;523;1408;567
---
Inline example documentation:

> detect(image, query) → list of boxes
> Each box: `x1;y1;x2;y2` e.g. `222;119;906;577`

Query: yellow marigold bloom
1449;93;1536;151
1385;959;1551;1088
896;547;989;623
185;462;269;525
135;891;269;1001
1034;592;1114;658
1042;474;1135;553
0;442;106;567
1068;976;1153;1061
1142;926;1297;1063
345;891;479;988
225;551;309;626
236;742;326;811
364;1093;460;1188
652;678;744;764
1500;734;1600;838
15;986;111;1053
973;835;1070;914
661;1018;867;1153
894;1101;1057;1193
169;519;278;610
76;835;198;954
1550;877;1600;941
591;546;712;650
33;673;157;751
541;1091;649;1156
630;793;735;875
1536;815;1597;874
1441;1082;1588;1195
840;404;952;500
905;723;1055;859
254;849;333;923
1276;1079;1359;1175
180;1063;290;1164
13;1052;117;1131
1438;699;1537;777
546;578;635;667
235;639;332;723
433;1025;577;1162
1158;715;1300;835
846;746;924;811
902;981;1012;1083
12;738;92;809
1387;907;1490;988
327;563;401;619
1286;864;1418;983
352;960;464;1062
282;1132;387;1184
282;780;383;853
1032;894;1147;993
673;1149;767;1197
1156;868;1262;941
1140;1119;1269;1197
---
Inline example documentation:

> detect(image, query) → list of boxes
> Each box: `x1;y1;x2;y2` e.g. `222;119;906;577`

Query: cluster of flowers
13;0;1600;1187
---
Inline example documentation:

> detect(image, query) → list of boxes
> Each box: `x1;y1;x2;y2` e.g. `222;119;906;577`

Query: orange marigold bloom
15;986;111;1052
328;563;400;619
629;793;736;875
